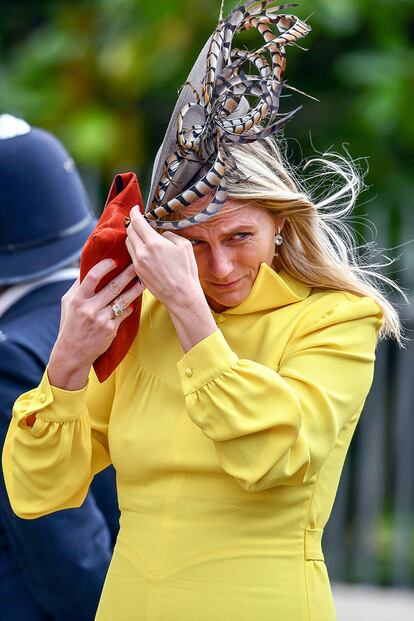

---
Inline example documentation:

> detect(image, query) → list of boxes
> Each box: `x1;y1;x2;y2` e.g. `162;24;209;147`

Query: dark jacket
0;279;119;621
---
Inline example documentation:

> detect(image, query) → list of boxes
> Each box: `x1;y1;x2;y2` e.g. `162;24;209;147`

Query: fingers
105;278;144;318
94;263;142;308
125;225;148;280
161;231;191;247
126;218;190;272
110;301;135;331
61;276;81;303
80;259;117;298
68;276;80;291
56;260;143;371
127;209;188;251
129;206;158;244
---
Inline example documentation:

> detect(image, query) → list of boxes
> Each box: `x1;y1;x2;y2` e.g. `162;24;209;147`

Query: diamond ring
111;303;123;318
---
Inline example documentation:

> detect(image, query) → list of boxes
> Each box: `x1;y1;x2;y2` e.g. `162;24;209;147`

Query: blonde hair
225;137;404;343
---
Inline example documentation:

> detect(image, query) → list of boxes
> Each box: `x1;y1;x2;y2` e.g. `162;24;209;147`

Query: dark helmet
0;114;96;285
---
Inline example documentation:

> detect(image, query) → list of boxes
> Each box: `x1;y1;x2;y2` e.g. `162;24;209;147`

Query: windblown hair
225;137;403;342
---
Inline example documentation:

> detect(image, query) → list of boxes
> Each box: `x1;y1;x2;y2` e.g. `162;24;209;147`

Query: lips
209;278;242;289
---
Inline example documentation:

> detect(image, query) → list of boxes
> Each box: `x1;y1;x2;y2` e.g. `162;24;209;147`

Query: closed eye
230;232;252;241
189;232;252;246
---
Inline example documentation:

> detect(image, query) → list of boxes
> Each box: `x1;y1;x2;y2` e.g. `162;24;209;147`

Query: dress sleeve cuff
13;366;89;429
177;330;239;395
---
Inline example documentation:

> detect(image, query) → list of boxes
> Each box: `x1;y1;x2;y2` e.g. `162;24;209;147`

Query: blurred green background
1;0;413;588
1;0;413;258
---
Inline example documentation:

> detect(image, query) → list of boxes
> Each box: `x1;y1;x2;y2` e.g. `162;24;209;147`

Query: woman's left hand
125;206;204;311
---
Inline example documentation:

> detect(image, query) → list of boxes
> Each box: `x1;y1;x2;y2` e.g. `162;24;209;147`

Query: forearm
167;288;219;353
48;340;91;391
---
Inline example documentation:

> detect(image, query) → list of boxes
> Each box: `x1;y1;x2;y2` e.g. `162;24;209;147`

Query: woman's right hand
48;259;144;390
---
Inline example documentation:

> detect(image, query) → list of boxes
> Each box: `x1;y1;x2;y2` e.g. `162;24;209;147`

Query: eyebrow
184;224;256;238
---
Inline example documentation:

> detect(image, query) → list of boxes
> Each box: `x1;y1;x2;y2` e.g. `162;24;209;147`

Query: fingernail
112;259;118;267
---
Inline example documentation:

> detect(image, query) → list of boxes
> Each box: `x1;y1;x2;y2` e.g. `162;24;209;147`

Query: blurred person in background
0;114;119;621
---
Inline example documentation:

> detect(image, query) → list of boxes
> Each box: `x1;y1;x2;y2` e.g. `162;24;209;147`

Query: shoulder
0;282;69;360
0;282;70;416
0;339;45;429
283;288;383;358
303;288;383;327
0;337;41;373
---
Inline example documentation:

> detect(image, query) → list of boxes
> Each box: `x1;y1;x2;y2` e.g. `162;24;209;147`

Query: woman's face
176;199;284;312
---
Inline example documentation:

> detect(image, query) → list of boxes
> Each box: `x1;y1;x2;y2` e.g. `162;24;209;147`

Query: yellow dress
2;264;382;621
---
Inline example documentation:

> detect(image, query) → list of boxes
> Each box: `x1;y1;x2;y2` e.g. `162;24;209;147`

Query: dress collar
219;263;311;315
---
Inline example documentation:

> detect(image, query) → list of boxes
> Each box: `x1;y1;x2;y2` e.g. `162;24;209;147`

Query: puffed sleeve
177;294;383;492
2;367;115;519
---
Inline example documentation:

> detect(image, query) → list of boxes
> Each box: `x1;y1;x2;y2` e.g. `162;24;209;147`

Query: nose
208;245;234;279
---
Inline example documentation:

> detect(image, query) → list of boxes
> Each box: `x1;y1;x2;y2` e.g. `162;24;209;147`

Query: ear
274;215;286;233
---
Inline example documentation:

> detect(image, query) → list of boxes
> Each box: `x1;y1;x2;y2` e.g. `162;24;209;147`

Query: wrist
168;293;218;353
48;343;91;391
167;283;207;315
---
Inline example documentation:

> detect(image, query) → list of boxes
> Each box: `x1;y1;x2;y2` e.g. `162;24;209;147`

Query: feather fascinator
80;1;311;382
145;0;311;230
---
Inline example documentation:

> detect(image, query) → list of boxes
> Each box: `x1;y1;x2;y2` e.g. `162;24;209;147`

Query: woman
2;137;401;620
1;2;403;620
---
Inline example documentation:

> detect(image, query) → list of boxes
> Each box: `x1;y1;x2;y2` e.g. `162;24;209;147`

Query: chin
202;276;254;310
209;288;248;309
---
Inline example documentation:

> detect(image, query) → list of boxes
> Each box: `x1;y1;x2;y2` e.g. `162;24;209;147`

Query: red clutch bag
79;172;144;382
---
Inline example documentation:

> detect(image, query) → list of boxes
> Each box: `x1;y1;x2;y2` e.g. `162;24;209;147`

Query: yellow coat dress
2;264;382;621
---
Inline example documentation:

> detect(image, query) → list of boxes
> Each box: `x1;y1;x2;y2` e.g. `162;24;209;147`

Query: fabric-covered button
216;315;225;324
185;368;193;377
39;393;46;403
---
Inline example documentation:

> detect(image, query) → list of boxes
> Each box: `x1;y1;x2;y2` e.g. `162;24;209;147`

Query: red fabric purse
79;172;144;382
